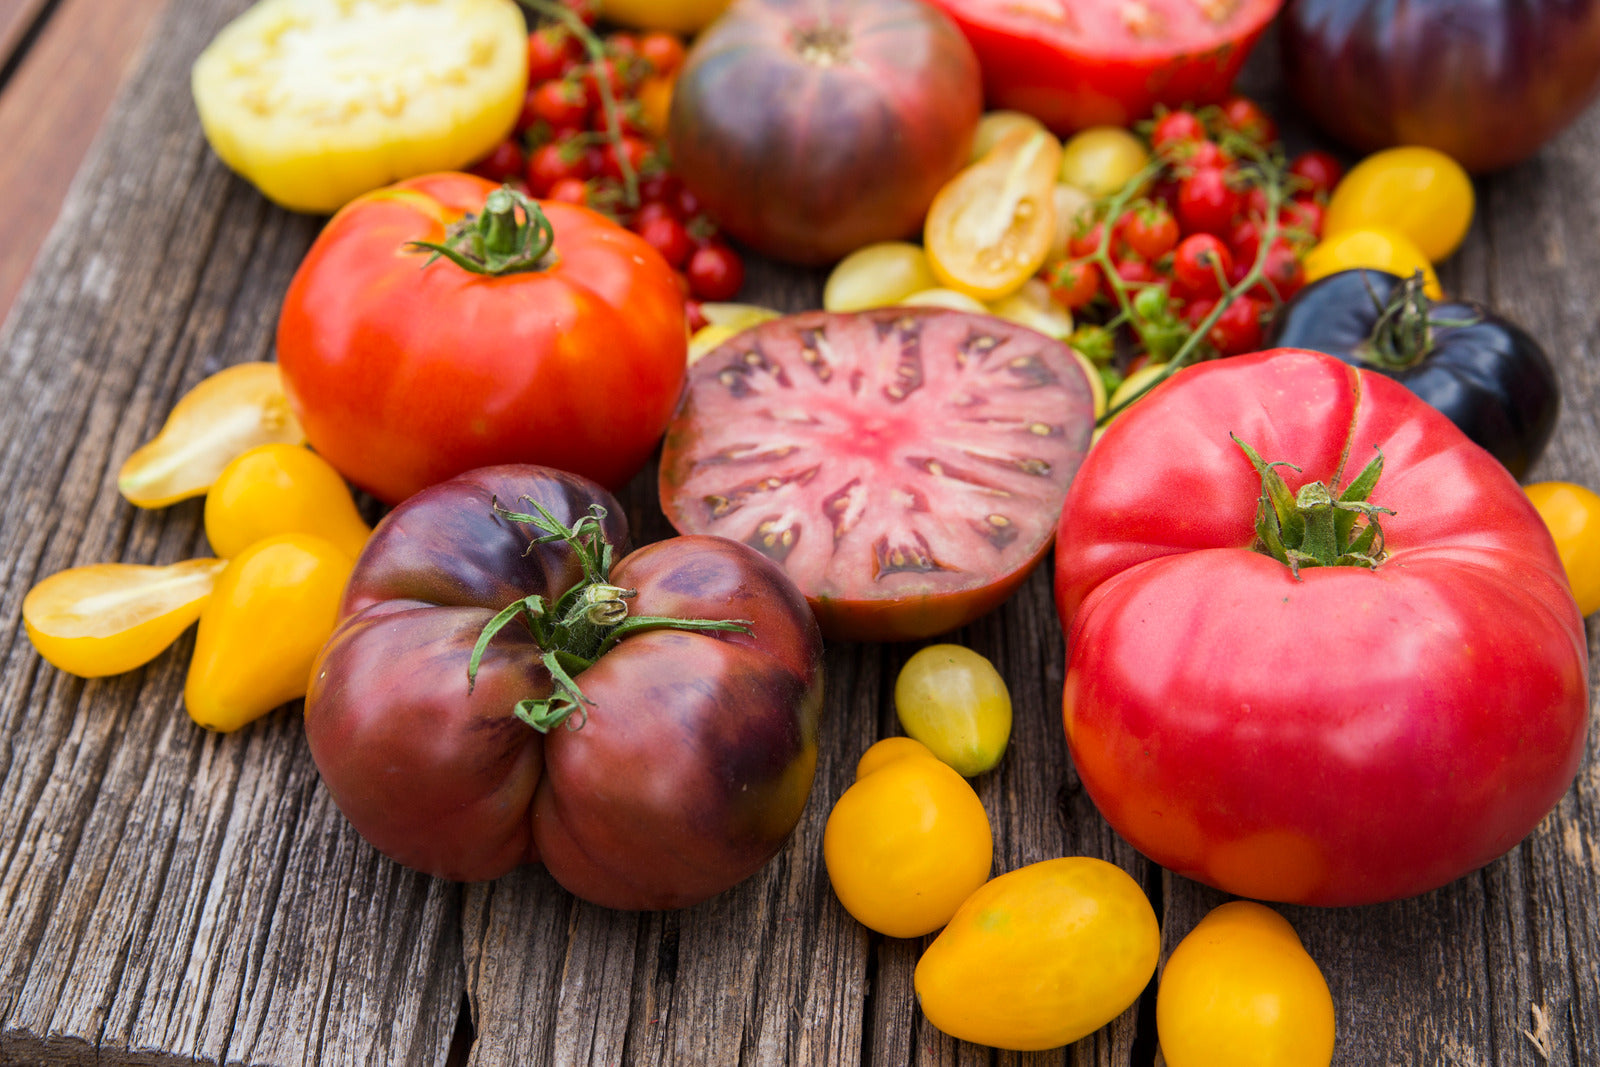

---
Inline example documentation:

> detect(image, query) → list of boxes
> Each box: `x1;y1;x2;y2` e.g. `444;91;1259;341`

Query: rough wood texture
0;3;1596;1064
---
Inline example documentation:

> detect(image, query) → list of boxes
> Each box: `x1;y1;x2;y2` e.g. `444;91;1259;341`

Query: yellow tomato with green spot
894;644;1012;776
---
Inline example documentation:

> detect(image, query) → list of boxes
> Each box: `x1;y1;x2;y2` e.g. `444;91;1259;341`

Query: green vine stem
407;185;557;275
465;499;752;732
1355;270;1479;371
1234;435;1394;579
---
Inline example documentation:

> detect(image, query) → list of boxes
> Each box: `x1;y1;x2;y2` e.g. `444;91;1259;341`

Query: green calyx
466;499;753;733
1233;435;1394;578
1355;270;1478;371
407;186;557;276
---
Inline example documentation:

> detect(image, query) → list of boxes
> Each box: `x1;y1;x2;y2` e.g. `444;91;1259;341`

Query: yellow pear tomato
185;533;354;732
1058;126;1151;197
119;362;305;508
205;443;371;560
823;738;992;939
925;128;1062;301
1157;901;1336;1067
23;559;229;678
970;110;1053;163
1525;481;1600;616
824;242;939;312
1302;227;1443;299
192;0;527;214
1324;146;1474;262
599;0;732;34
914;857;1159;1051
894;644;1012;776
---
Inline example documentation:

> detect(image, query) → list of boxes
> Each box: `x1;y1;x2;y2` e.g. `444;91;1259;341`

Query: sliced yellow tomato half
24;559;229;678
119;362;305;508
925;128;1062;302
192;0;527;214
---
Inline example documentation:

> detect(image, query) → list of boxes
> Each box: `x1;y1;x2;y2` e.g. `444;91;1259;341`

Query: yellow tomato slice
925;129;1062;301
119;362;305;508
23;559;229;678
192;0;527;214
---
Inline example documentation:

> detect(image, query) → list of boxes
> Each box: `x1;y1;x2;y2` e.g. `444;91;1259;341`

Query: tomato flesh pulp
659;309;1096;641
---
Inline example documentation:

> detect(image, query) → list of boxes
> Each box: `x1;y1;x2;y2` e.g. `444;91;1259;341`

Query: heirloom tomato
658;308;1098;642
1526;481;1600;616
305;466;824;910
277;175;686;504
1055;350;1589;906
667;0;982;264
914;857;1159;1051
925;0;1282;134
1157;902;1335;1067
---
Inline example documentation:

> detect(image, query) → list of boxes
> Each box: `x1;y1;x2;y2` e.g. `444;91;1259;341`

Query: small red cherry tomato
1177;167;1243;236
1172;234;1233;298
686;242;746;301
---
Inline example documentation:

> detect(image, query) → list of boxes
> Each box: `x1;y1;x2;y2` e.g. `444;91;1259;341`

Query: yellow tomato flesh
1324;146;1474;262
205;443;371;560
894;644;1013;776
119;362;305;508
24;559;229;678
1157;901;1335;1067
925;129;1062;301
915;857;1159;1051
192;0;527;214
1526;481;1600;615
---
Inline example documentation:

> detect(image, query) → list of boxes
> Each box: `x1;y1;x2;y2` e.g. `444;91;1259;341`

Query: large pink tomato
1054;349;1588;906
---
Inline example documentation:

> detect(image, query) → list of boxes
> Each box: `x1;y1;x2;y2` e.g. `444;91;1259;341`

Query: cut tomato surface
658;308;1096;641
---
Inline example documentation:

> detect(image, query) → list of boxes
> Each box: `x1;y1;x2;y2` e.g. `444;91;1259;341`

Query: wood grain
0;2;1596;1064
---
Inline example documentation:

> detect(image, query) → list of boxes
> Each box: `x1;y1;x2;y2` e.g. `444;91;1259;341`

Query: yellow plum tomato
894;644;1012;776
1058;126;1151;197
1303;227;1442;299
823;242;939;313
1323;146;1474;262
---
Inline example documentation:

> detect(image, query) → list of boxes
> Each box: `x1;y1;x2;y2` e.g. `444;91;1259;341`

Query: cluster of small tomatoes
1046;98;1344;363
468;8;745;314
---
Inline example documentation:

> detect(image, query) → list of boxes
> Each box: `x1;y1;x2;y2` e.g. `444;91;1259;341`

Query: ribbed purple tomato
1281;0;1600;173
666;0;982;265
304;465;825;910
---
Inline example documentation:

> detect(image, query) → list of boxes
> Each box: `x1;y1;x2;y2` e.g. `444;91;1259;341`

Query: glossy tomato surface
277;173;686;504
667;0;982;264
927;0;1282;134
1055;350;1589;906
305;466;825;910
658;308;1098;642
1282;0;1600;172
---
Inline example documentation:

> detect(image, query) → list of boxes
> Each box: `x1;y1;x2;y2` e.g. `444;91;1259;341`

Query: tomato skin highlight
1055;349;1588;906
276;174;687;505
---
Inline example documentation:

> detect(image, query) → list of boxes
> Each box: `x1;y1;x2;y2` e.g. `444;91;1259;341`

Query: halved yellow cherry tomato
925;128;1062;301
1157;901;1335;1067
23;559;229;678
192;0;527;214
1324;146;1474;262
1525;481;1600;615
823;737;992;939
915;857;1160;1051
824;242;939;312
895;644;1012;776
185;533;354;732
205;444;371;560
970;110;1053;163
119;362;305;508
1058;126;1151;197
1303;227;1443;299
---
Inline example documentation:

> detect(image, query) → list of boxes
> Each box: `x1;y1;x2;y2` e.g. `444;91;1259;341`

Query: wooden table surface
2;2;1598;1064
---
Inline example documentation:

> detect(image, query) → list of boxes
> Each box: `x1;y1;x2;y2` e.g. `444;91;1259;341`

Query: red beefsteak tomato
926;0;1282;134
304;465;824;910
277;174;686;504
1055;349;1588;906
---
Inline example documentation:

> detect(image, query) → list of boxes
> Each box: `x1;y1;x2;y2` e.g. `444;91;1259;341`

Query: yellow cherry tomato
119;362;305;508
970;110;1053;163
925;129;1062;301
1303;227;1443;299
824;242;939;312
185;533;354;732
205;443;371;560
1157;901;1335;1067
900;288;991;313
1526;481;1600;615
192;0;527;215
915;857;1159;1051
23;559;229;678
1058;126;1151;197
1324;146;1474;262
823;738;992;939
599;0;731;33
894;644;1012;776
988;277;1074;341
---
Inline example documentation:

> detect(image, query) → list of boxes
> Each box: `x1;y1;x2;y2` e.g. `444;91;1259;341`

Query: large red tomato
276;173;686;504
927;0;1282;134
1055;349;1588;906
666;0;982;265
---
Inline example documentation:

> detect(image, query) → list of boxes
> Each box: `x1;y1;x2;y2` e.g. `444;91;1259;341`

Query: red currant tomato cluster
467;13;745;311
1047;97;1342;362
